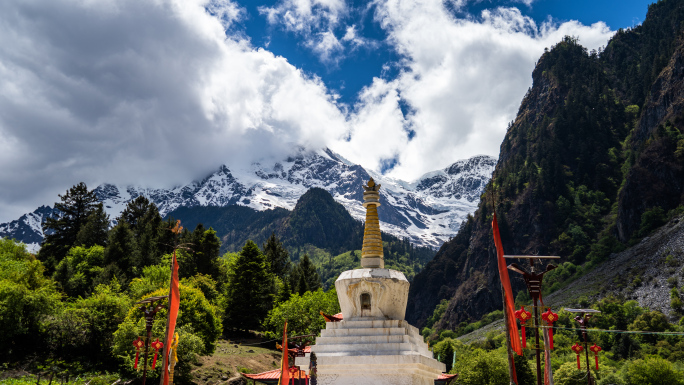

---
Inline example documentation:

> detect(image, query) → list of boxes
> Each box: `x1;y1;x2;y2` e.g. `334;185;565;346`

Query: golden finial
361;178;383;268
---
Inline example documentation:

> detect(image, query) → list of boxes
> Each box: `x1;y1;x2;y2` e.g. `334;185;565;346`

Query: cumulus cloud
330;1;614;180
0;0;347;221
0;0;617;223
259;0;375;64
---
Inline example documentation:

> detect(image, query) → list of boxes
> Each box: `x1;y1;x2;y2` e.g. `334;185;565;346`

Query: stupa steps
312;342;423;353
316;334;409;345
325;320;418;330
316;334;427;350
320;327;407;337
308;350;430;357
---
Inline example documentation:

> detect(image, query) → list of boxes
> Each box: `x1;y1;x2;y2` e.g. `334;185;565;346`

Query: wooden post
501;281;516;385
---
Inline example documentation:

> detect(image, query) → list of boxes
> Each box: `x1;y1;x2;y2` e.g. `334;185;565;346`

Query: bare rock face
408;0;684;331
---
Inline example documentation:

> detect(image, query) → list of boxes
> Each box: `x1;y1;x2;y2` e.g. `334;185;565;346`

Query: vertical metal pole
143;309;153;385
530;259;542;385
582;322;592;385
533;296;542;385
501;282;516;385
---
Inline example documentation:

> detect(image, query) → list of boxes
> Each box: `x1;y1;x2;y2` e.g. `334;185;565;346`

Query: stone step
326;320;405;329
311;342;416;353
320;327;407;337
316;334;409;345
304;350;427;358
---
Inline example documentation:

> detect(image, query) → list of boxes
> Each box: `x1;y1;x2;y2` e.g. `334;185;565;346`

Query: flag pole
159;220;183;385
490;186;518;385
158;248;175;385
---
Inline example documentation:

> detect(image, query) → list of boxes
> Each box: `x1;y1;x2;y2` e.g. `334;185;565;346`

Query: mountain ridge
0;150;496;250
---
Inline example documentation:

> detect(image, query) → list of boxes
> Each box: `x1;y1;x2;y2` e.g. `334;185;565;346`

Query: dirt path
190;339;282;385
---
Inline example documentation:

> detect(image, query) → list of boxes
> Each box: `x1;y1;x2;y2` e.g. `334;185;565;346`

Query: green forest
0;183;348;384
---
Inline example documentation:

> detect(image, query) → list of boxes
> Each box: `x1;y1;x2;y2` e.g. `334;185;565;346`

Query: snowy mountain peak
1;151;496;249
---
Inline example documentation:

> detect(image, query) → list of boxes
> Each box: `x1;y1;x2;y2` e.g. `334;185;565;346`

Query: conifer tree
290;254;321;295
223;240;274;331
103;221;136;283
195;228;221;280
117;196;163;268
75;203;110;248
117;195;153;232
39;182;100;270
263;232;291;279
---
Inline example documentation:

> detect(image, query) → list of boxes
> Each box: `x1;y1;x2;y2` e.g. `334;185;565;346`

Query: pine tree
118;196;163;268
195;228;221;280
223;240;274;331
39;182;100;270
75;203;110;248
103;221;136;283
263;233;291;279
290;254;321;295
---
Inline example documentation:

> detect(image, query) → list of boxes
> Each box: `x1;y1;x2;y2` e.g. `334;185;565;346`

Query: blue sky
0;0;654;221
234;0;651;105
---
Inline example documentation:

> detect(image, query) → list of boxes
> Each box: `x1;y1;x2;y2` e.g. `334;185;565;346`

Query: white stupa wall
296;269;445;385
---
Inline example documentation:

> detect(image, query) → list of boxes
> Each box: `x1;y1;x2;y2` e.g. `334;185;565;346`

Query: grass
0;373;118;385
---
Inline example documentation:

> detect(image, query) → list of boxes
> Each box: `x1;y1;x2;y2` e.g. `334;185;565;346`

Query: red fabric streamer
162;244;181;385
492;213;523;358
279;322;290;385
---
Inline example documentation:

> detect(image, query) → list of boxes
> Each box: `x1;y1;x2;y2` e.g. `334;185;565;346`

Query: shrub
263;288;340;345
0;239;62;360
44;282;130;366
451;348;508;385
624;357;684;385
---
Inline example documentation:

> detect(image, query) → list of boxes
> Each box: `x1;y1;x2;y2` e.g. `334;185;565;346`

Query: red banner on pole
279;322;290;385
493;213;523;356
161;249;180;385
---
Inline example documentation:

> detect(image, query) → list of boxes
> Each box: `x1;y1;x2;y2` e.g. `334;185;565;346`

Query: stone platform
295;319;445;385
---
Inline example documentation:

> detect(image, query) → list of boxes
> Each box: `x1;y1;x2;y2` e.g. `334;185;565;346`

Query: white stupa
295;178;445;385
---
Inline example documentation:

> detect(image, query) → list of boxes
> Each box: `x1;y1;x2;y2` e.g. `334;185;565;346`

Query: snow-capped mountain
1;149;495;249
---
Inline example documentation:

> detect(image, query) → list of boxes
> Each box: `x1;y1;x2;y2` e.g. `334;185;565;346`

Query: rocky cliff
407;0;684;331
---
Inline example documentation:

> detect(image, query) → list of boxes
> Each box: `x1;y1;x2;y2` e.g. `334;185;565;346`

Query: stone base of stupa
295;319;445;385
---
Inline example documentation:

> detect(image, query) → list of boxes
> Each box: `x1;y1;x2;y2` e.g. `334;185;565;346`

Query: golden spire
361;177;384;268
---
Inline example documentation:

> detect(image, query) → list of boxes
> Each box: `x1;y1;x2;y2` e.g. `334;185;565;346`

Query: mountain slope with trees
407;0;684;332
167;187;435;285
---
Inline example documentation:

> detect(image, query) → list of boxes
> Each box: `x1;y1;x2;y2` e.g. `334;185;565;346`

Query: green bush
44;282;130;366
128;262;171;300
638;207;667;237
52;246;105;297
451;348;509;385
554;361;598;385
263;288;340;344
624;357;684;385
0;239;62;360
113;283;221;360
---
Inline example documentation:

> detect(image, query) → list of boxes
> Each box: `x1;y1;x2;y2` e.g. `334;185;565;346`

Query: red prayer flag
492;213;523;358
279;322;290;385
161;249;180;385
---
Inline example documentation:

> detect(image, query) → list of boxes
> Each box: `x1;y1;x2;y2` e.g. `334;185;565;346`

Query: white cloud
329;1;614;180
260;0;347;33
0;0;347;222
0;0;617;223
259;0;355;63
206;0;243;29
